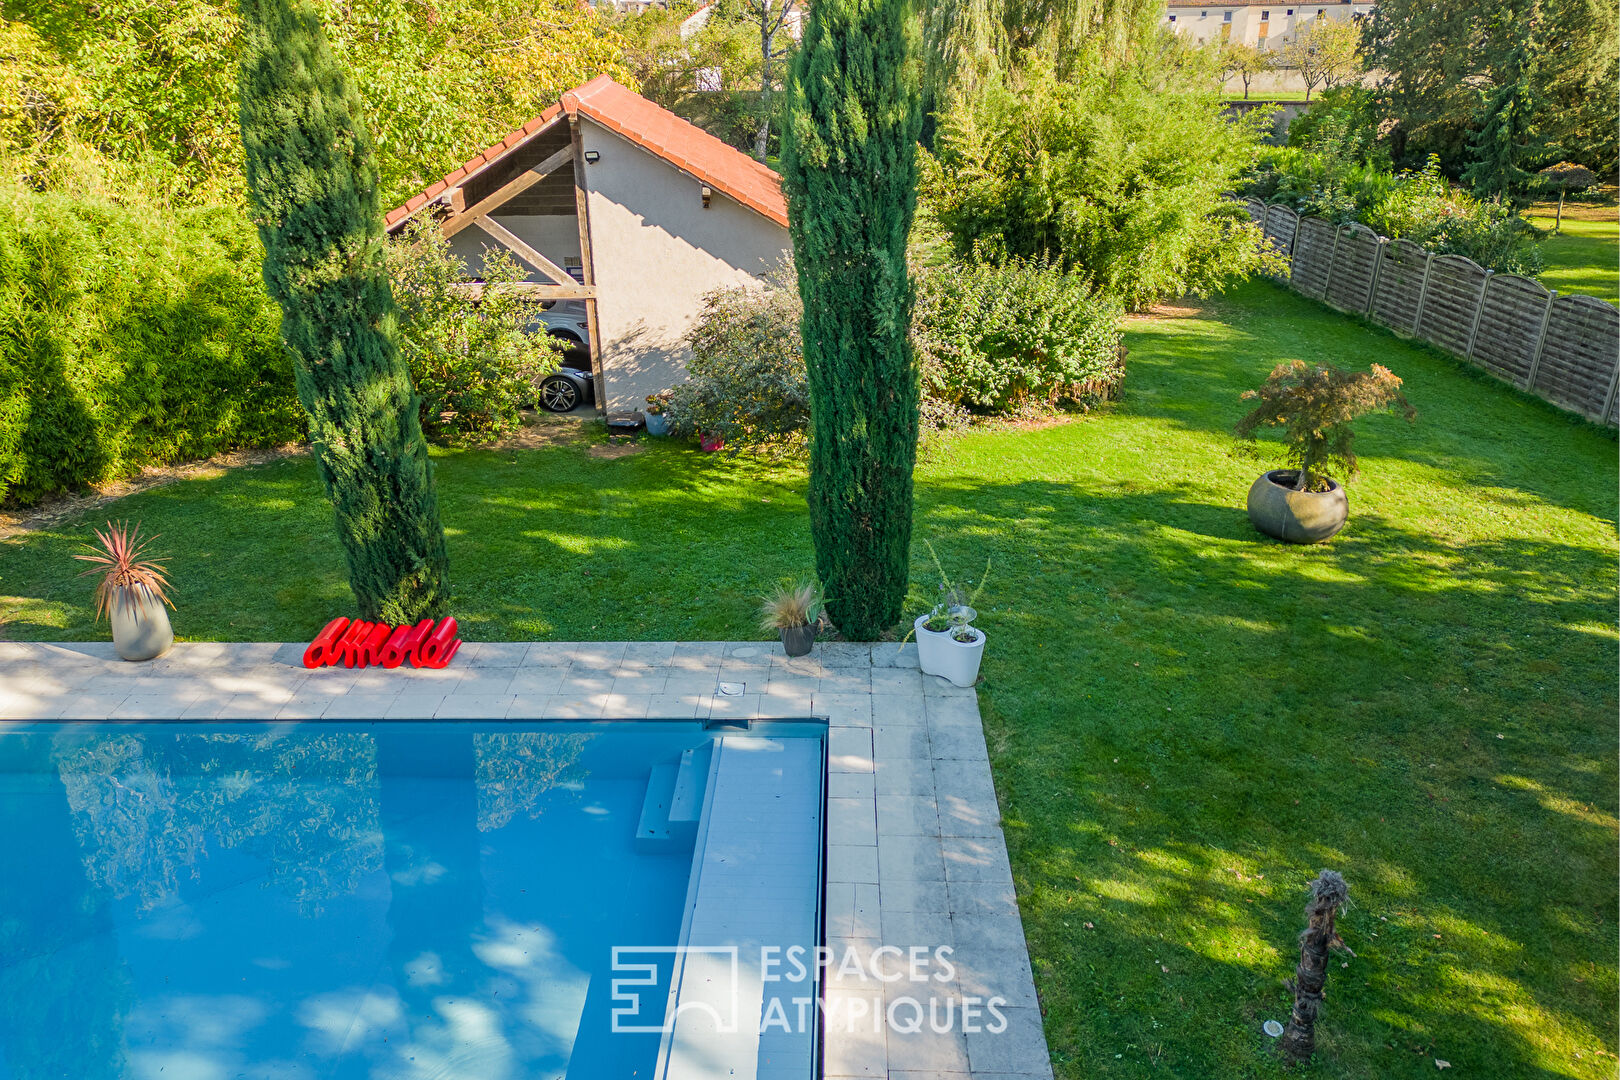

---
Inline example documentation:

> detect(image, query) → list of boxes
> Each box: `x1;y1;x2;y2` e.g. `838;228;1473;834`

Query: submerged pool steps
636;743;713;851
657;736;824;1080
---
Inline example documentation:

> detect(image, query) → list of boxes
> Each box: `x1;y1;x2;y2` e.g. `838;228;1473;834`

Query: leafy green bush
923;62;1278;310
0;184;302;506
386;221;561;444
670;258;1124;451
912;258;1124;418
669;269;810;455
1241;120;1544;276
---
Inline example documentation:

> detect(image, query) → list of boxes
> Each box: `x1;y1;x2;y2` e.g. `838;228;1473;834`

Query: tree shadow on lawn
0;441;817;643
913;476;1616;1078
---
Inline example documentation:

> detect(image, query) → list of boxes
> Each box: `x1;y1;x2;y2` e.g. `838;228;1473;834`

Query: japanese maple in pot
1235;361;1415;544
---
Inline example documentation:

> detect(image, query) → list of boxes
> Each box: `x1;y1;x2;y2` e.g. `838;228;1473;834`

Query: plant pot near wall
644;412;670;436
915;615;986;687
779;624;815;657
109;584;174;662
1247;469;1349;544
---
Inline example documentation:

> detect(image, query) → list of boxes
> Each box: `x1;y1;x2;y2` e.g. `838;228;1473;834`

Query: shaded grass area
2;280;1615;1079
1527;208;1619;304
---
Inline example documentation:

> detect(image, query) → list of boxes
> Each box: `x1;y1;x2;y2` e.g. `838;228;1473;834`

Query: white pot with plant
911;542;988;687
75;521;175;662
760;580;824;657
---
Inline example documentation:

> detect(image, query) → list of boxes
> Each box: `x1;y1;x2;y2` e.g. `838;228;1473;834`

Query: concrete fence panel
1417;255;1489;358
1470;275;1553;387
1289;216;1336;300
1533;294;1620;421
1370;239;1430;335
1324;224;1381;315
1243;197;1266;224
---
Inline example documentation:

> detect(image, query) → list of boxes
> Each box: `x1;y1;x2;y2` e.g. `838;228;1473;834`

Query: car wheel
539;375;580;413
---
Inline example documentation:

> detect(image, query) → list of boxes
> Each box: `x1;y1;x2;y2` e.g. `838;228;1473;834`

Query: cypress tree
237;0;450;623
782;0;922;640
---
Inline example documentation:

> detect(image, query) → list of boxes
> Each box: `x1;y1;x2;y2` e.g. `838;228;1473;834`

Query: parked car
528;301;595;413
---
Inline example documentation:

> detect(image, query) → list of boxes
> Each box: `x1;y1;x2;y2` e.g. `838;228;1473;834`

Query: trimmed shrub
670;259;1124;450
0;185;302;507
913;259;1124;418
669;272;810;455
386;220;561;445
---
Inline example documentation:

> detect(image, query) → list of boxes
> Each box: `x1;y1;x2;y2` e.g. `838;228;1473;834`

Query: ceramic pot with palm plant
759;581;823;657
75;521;175;662
1235;361;1415;544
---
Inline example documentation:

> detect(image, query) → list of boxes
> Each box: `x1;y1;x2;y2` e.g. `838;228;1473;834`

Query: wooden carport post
571;117;607;413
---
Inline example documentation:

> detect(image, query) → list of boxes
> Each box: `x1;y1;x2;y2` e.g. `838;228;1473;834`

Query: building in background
1163;0;1374;51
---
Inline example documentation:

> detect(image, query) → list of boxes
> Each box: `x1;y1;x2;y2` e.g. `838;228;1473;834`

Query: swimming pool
0;719;825;1079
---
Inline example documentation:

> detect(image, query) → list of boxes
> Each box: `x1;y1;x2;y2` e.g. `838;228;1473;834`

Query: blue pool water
0;720;824;1080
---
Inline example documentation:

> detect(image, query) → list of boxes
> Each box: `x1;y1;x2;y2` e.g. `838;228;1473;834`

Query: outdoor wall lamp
701;185;713;208
584;150;600;164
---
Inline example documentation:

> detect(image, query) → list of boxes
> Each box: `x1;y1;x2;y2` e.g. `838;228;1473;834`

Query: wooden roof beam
448;281;597;300
470;215;578;287
442;143;576;238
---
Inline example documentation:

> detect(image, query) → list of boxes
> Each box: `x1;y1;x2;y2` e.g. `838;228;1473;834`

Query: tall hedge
238;0;450;623
782;0;922;640
0;187;302;507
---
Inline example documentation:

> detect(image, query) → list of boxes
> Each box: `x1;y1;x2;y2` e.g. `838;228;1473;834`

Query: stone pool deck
0;639;1053;1080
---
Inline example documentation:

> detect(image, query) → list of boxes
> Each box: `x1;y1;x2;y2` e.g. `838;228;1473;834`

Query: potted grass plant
1236;361;1415;544
75;521;175;661
911;543;989;687
760;580;824;656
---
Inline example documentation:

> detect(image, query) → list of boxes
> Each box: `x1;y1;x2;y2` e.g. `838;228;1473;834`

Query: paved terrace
0;640;1053;1080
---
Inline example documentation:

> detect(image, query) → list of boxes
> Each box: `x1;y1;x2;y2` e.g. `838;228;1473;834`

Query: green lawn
1528;210;1619;304
3;280;1615;1078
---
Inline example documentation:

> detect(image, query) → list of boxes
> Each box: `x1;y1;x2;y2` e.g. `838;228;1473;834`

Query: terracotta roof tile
385;78;787;232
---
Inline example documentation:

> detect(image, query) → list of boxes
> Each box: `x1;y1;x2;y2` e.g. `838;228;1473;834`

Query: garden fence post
1287;211;1301;290
1322;224;1341;302
1464;270;1493;361
1523;290;1556;390
1600;349;1620;423
1411;252;1435;335
1363;235;1385;316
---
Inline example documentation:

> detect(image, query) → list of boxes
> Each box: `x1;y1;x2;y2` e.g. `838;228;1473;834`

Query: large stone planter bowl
1247;469;1348;544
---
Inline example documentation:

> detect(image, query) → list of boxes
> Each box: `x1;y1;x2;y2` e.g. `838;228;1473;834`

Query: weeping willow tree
921;0;1163;110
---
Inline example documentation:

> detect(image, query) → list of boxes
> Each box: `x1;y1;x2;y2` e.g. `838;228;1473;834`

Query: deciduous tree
1280;17;1361;101
1221;41;1274;99
1363;0;1617;178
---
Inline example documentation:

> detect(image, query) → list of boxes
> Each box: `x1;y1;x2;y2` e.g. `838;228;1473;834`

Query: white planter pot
915;615;985;687
109;585;173;662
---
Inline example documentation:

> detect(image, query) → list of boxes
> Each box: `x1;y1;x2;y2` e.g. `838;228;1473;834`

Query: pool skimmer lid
717;682;745;697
